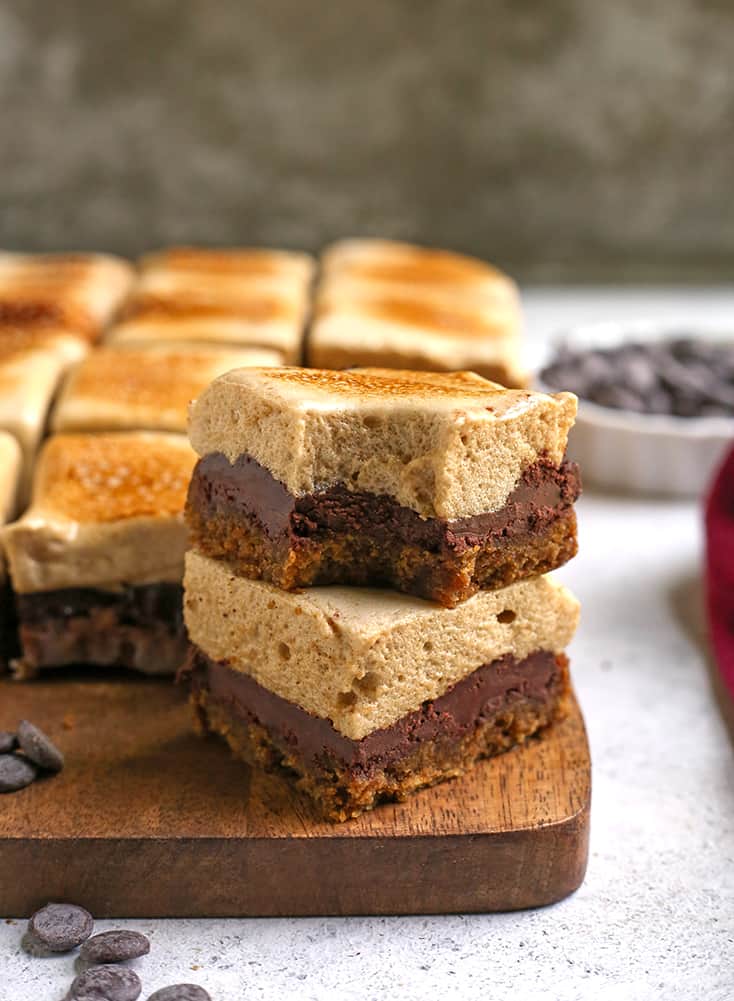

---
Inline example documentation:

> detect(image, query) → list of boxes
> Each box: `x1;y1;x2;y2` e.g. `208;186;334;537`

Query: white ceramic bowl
536;320;734;497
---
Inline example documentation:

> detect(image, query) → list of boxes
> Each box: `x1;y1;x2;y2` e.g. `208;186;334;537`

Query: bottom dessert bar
183;646;571;822
12;583;186;679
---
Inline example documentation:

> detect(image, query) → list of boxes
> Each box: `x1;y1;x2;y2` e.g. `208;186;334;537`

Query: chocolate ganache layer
187;453;581;552
183;646;565;775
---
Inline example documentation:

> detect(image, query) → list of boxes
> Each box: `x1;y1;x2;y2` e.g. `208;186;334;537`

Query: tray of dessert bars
0;241;590;916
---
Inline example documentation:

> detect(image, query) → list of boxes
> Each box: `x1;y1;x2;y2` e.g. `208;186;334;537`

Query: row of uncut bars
0;241;581;821
0;239;526;679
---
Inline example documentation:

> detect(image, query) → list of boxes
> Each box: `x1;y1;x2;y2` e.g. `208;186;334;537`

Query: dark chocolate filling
183;647;561;776
17;582;184;632
187;453;581;553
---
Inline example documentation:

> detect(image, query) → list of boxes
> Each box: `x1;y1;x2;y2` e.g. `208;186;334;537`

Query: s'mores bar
0;252;134;342
308;239;526;387
186;367;580;607
3;432;196;677
183;551;579;820
52;343;283;435
0;431;21;663
107;247;315;362
0;328;89;492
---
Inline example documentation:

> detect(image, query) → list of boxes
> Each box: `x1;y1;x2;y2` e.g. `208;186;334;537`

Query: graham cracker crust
186;505;578;608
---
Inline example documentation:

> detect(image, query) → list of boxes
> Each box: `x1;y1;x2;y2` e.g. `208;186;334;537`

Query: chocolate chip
17;720;64;772
0;753;37;792
28;902;94;952
69;964;142;1001
0;731;17;753
146;987;211;1001
80;930;150;964
592;385;646;412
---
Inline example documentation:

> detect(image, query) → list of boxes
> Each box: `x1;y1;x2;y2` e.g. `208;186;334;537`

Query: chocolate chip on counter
0;753;37;792
0;731;18;753
80;929;151;964
69;964;142;1001
28;902;94;952
146;987;211;1001
17;720;64;772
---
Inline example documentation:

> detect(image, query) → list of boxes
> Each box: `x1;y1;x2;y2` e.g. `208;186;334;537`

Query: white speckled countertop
3;290;734;1001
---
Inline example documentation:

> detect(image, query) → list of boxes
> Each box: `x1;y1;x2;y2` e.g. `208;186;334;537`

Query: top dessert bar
0;251;134;342
107;246;315;362
186;367;580;605
308;239;525;387
52;342;283;435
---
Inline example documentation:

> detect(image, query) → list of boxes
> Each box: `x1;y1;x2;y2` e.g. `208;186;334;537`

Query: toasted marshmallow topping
53;343;283;434
311;238;524;384
107;246;314;361
3;432;196;592
321;239;517;301
139;246;314;281
0;251;133;340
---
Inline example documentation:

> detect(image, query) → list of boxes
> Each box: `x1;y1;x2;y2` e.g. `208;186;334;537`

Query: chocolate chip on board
146;987;212;1001
80;929;151;964
28;902;94;952
68;964;142;1001
17;719;64;772
0;753;37;792
0;731;17;753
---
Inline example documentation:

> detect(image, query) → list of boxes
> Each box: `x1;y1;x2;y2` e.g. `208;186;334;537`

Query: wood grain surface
0;671;591;916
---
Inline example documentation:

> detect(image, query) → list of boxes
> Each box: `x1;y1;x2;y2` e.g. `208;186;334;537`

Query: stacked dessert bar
182;367;581;820
308;239;526;387
106;246;315;362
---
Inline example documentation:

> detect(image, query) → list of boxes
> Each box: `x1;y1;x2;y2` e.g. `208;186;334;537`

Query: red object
705;445;734;702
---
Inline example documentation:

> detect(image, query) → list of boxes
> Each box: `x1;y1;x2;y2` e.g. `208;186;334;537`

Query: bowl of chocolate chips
539;321;734;496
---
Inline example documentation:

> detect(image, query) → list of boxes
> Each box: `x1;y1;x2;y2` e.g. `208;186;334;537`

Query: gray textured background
1;0;732;280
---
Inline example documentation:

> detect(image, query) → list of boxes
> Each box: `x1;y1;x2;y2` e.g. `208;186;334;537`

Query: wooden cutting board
0;671;590;916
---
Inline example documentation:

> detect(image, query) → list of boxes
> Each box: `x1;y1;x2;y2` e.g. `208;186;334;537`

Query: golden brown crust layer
186;504;578;607
192;656;571;822
35;432;195;523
